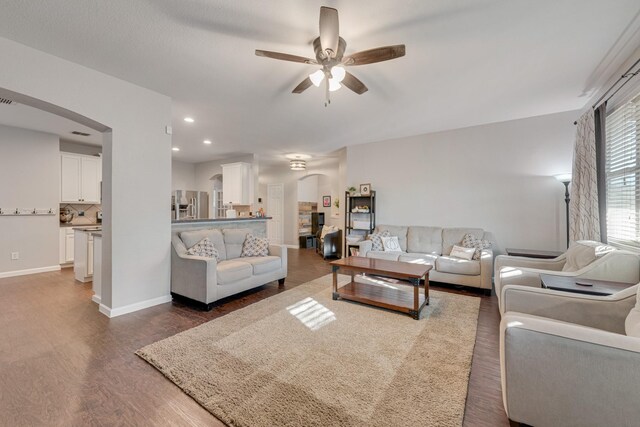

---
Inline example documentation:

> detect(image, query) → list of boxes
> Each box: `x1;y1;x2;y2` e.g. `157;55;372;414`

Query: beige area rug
136;274;481;427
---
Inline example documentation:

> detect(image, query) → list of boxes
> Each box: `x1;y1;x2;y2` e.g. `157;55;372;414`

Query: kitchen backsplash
60;203;101;225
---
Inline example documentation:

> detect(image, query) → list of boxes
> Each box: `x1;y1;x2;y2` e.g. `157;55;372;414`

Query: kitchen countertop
73;227;102;232
172;217;271;224
60;222;101;228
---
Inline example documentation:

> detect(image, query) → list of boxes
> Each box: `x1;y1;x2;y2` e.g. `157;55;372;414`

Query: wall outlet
11;252;19;260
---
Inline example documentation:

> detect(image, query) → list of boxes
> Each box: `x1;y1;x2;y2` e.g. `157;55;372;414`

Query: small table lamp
554;173;572;248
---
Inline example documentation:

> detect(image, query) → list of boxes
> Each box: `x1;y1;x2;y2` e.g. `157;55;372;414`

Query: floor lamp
554;173;572;249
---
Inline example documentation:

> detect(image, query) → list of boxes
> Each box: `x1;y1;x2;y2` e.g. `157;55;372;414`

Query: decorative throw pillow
450;245;476;260
367;230;390;251
320;225;338;241
381;236;402;252
186;237;220;261
461;233;491;260
562;242;597;272
241;234;269;257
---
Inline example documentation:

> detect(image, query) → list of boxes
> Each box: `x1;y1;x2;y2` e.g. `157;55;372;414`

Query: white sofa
494;240;640;311
171;228;287;309
500;284;640;426
357;225;494;293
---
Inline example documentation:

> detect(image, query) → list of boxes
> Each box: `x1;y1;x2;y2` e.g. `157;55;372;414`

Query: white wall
0;125;59;275
259;158;341;246
0;37;172;316
171;160;196;192
346;111;578;252
297;175;318;202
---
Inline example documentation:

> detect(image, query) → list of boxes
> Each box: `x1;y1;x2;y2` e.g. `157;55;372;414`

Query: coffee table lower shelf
333;280;427;320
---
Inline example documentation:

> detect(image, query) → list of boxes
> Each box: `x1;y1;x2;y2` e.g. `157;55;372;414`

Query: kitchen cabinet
60;228;76;264
60;226;95;265
222;162;253;205
60;152;102;203
74;228;97;282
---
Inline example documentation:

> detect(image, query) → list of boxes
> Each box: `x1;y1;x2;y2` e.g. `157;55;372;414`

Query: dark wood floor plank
0;248;508;426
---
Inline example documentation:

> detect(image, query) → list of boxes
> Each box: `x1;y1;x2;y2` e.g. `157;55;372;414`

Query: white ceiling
0;1;639;163
0;101;102;145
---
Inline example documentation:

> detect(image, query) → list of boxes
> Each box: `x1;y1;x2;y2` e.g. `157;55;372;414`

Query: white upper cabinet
222;162;253;205
60;153;102;203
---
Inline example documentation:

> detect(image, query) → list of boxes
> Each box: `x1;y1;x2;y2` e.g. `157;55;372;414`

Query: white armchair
494;241;640;311
500;284;640;426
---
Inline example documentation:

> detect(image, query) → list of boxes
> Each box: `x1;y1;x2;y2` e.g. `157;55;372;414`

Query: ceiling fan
255;6;406;106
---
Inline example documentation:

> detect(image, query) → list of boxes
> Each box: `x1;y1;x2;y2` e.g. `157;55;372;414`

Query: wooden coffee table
330;256;432;320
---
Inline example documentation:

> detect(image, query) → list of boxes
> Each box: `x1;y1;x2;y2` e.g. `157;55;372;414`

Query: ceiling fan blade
255;50;316;64
343;45;406;66
342;72;368;95
319;6;339;57
292;77;313;94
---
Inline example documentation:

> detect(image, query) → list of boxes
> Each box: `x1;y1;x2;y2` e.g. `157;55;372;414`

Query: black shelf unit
344;191;376;256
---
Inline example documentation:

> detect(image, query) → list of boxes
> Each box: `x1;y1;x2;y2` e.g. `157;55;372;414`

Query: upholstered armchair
316;227;342;259
494;241;640;310
500;284;640;426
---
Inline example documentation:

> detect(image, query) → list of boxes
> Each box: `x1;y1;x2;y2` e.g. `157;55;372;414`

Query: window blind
606;94;640;247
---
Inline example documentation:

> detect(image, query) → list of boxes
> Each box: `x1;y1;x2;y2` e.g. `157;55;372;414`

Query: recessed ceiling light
203;139;212;145
184;117;194;123
172;147;180;151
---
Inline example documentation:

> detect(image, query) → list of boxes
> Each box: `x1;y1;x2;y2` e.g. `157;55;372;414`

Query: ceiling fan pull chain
325;78;330;107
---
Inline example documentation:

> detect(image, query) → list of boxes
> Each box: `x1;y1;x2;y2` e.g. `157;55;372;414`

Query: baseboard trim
99;294;172;318
91;294;101;304
0;265;61;279
284;244;300;249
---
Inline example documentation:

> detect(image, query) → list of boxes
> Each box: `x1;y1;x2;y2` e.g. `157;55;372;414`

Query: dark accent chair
316;228;342;260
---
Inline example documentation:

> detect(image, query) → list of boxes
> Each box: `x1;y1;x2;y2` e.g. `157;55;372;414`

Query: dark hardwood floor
0;249;508;426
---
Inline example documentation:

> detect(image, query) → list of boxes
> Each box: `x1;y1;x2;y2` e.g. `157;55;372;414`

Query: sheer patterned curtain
570;110;601;242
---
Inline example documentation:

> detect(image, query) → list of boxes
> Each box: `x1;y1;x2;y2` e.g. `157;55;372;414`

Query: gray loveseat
171;227;287;309
357;225;494;293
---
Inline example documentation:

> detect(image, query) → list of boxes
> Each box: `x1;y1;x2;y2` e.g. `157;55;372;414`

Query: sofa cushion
180;229;227;260
442;228;484;256
216;260;253;285
450;245;476;261
398;253;438;266
367;230;390;251
626;285;640;337
241;256;282;275
436;256;481;276
320;225;338;241
461;233;491;260
367;251;402;261
241;234;269;257
186;237;220;261
381;236;402;252
562;242;598;272
407;226;443;255
376;225;409;251
223;228;251;259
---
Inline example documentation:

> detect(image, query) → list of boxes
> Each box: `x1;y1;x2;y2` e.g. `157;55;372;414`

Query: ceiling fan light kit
255;6;406;106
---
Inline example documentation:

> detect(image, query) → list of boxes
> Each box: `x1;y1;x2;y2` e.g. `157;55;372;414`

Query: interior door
267;183;284;245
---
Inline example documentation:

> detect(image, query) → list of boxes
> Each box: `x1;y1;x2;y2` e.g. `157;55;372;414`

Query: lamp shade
328;78;341;92
554;173;572;183
331;66;346;83
309;70;325;87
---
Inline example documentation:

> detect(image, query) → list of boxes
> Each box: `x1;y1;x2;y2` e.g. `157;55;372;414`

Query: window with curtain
606;93;640;248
